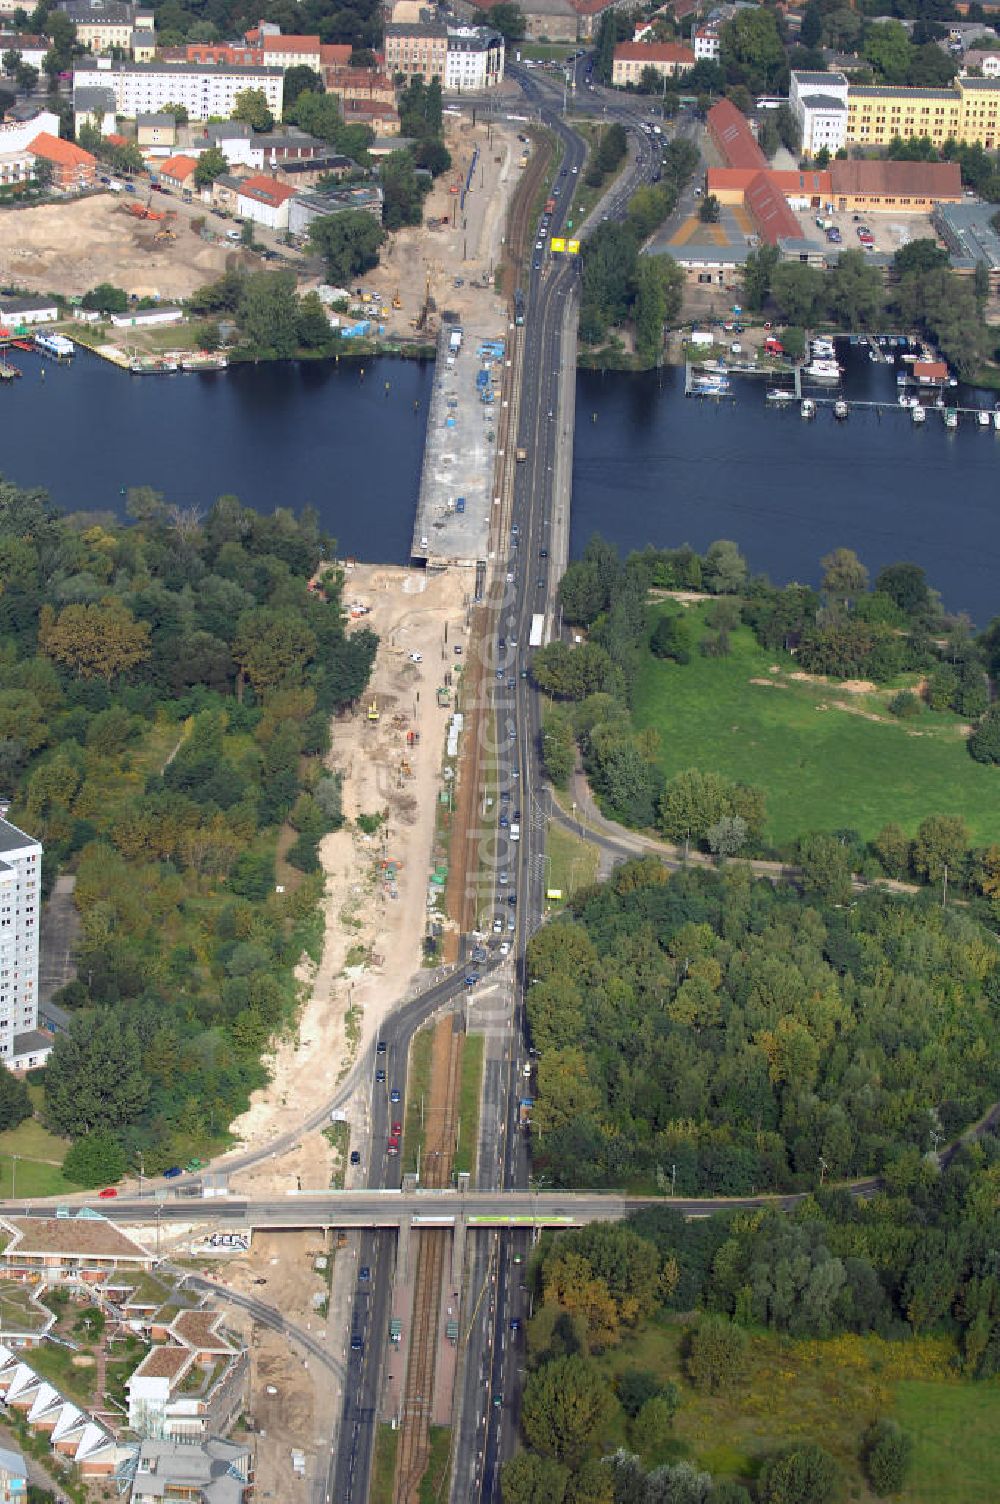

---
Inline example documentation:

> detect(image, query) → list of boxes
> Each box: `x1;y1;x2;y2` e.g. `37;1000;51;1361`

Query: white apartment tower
0;820;43;1069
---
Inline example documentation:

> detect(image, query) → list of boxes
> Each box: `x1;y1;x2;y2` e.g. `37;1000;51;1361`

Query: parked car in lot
163;1166;182;1179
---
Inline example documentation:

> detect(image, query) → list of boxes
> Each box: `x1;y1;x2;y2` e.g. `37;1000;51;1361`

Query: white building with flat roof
0;819;44;1070
71;60;283;121
444;27;504;91
790;69;849;155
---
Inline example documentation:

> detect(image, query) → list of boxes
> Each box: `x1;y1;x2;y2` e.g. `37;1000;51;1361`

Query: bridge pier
451;1215;466;1289
397;1217;411;1283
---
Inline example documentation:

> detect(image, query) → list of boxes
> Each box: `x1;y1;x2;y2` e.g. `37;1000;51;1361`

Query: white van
510;823;520;842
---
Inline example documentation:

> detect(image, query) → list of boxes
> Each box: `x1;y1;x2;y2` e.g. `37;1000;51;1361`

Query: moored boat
180;351;229;372
912;404;926;425
800;398;815;419
130;355;179;374
34;331;74;360
804;359;841;380
944;407;958;429
766;387;795;402
978;409;991;428
834;398;848;419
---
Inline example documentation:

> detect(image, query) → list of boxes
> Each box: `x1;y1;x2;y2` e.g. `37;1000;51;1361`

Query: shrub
63;1129;127;1188
969;706;1000;764
863;1419;913;1497
888;689;921;719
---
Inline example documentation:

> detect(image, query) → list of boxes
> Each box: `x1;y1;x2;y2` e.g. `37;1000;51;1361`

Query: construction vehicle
392;290;402;309
367;699;379;723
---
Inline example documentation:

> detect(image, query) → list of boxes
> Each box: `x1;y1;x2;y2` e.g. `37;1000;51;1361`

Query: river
0;348;434;563
4;340;999;623
572;342;1000;624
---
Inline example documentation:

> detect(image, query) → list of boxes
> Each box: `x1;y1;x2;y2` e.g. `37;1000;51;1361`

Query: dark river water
3;340;999;623
572;342;1000;624
0;348;434;563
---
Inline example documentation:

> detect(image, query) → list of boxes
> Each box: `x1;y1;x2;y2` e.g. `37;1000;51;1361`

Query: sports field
632;604;1000;847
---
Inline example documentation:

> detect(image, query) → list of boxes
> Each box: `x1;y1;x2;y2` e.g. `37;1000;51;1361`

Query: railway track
393;1022;464;1504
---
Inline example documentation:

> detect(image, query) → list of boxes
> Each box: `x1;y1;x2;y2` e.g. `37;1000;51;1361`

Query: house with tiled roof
707;96;768;169
27;131;96;189
612;40;695;84
235;173;296;229
159;152;198;191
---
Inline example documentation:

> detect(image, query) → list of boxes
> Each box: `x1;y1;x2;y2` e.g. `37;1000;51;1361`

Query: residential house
0;1342;122;1477
384;22;448;80
27;131;97;189
964;47;1000;75
110;305;184;327
131;1437;253;1504
72;85;116;136
136;111;177;150
59;0;154;55
71;61;284;123
611;40;695;84
0;820;43;1063
692;23;721;59
159;152;197;191
128;1307;246;1441
342;98;401;133
273;152;358;188
0;1214;154;1285
0;32;46;68
235;173;296;229
444;26;505;90
210;172;243;214
0;110;60;189
324;65;396;107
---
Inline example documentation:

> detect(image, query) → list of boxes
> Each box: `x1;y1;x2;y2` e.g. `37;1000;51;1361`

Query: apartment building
0;821;45;1071
611;41;695;86
59;0;154;55
71;60;283;121
444;26;504;90
693;23;720;59
384;22;448;81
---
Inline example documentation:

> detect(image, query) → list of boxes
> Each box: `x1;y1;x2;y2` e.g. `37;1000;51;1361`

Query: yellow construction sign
550;238;581;254
567;239;580;254
550;237;566;252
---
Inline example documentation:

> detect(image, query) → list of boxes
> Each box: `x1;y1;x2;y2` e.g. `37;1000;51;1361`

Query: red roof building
744;170;804;244
28;132;97;189
612;40;696;84
707;97;768;171
159;153;198;190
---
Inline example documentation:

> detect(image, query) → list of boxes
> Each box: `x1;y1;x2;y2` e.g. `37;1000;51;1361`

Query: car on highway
377;1040;387;1053
532;258;541;270
496;668;503;679
359;1266;370;1281
499;870;509;884
387;1135;399;1156
537;577;545;589
98;1187;118;1198
539;547;548;558
390;1086;401;1103
493;917;503;933
465;972;479;986
392;1121;402;1136
351;1335;364;1350
499;814;509;829
376;1068;386;1082
508;892;517;906
472;945;487;963
510;1317;521;1332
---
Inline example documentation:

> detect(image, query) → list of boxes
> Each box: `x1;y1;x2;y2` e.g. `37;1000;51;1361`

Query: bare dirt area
358;114;523;342
227;564;471;1190
0;195;238;300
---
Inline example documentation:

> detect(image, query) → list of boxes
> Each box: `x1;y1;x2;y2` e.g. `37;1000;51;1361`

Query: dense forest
504;1117;1000;1501
0;478;376;1181
525;858;1000;1196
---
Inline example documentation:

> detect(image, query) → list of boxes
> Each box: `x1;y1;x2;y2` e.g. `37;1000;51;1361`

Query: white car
499;940;511;957
409;651;422;663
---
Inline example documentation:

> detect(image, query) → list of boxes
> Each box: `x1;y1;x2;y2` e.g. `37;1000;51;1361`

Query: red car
392;1121;402;1136
387;1135;400;1156
98;1187;118;1199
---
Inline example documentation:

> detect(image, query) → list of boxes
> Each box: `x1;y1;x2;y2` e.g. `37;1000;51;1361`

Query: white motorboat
766;387;795;403
912;404;926;425
834;399;848;419
979;409;992;427
804;359;841;380
800;398;816;419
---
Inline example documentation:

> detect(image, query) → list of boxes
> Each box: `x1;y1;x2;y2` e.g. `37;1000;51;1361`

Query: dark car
376;1040;387;1053
465;973;479;986
163;1166;183;1179
510;1317;521;1332
359;1266;370;1281
508;893;517;907
390;1086;401;1103
351;1335;364;1351
539;547;548;558
350;1150;361;1165
376;1068;386;1082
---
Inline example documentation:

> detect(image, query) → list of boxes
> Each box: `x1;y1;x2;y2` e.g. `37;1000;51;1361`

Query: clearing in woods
632;602;1000;847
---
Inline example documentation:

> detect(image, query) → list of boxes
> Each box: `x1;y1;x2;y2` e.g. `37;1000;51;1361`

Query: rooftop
745;169;804;244
793;68;847;85
73;59;282;75
133;1437;250;1504
830;157;962;197
707;96;768;169
237;174;296;205
159;152;197;178
0;818;41;856
1;1215;152;1263
800;92;847;109
386;20;447;36
130;1344;192;1383
73;85;116;108
934;197;1000;270
171;1308;237;1352
29;131;97;168
613;41;695;61
849;84;958;99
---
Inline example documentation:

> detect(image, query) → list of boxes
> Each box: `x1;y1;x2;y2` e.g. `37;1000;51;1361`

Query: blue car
390;1087;401;1103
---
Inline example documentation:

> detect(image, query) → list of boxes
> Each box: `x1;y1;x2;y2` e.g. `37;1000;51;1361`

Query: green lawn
402;1029;434;1177
454;1034;484;1178
370;1425;399;1504
632;604;1000;846
0;1155;83;1199
546;819;600;903
0;1117;71;1164
895;1380;1000;1504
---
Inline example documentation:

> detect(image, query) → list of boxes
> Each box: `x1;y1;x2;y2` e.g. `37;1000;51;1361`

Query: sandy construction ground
228;564;472;1192
0;195;240;300
355;114;523;343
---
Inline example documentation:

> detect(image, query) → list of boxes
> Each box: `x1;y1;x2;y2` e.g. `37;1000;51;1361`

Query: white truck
529;613;545;648
449;327;463;353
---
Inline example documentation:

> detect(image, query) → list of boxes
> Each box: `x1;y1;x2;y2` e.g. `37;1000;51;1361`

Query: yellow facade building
847;78;1000;150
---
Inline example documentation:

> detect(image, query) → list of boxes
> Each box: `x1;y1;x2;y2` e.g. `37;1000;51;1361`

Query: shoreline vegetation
0;477;377;1186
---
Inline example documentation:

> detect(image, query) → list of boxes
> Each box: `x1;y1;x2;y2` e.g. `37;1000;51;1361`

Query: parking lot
818;208;937;256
